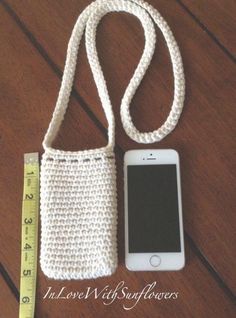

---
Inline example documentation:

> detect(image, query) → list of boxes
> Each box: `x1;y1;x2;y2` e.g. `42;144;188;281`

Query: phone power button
150;255;161;267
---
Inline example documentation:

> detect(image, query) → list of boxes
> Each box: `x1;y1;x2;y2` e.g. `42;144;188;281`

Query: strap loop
43;0;185;151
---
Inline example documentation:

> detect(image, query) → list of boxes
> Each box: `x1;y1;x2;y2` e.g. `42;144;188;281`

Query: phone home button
150;255;161;267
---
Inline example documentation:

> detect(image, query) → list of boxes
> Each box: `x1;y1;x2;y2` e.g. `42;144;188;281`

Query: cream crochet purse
40;0;185;280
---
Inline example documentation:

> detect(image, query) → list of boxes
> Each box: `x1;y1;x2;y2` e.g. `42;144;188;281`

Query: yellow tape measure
19;153;39;318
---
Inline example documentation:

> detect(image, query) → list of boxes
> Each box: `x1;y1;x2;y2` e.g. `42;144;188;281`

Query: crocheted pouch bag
39;1;120;281
40;0;185;280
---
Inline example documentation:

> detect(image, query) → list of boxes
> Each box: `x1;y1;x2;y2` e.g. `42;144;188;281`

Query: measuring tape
19;153;39;318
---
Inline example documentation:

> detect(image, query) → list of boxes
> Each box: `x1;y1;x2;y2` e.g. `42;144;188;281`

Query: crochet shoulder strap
43;0;185;151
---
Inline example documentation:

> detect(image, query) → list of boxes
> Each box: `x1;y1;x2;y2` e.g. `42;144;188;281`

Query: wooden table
0;0;235;317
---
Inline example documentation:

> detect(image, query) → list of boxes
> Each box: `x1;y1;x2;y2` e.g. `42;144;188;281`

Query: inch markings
19;153;39;318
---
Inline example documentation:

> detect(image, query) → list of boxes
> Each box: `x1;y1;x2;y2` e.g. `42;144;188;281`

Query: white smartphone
124;149;185;271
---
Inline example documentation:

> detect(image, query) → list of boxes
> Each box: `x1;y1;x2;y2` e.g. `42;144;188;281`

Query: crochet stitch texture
40;0;185;280
40;150;117;279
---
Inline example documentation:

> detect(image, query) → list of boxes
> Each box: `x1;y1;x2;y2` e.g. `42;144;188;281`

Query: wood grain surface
0;0;235;317
0;274;18;318
180;0;236;57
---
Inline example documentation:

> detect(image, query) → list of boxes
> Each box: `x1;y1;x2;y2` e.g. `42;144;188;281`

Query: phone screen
128;164;181;253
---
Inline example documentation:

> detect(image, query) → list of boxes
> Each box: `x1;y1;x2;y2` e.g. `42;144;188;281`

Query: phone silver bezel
124;149;185;271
